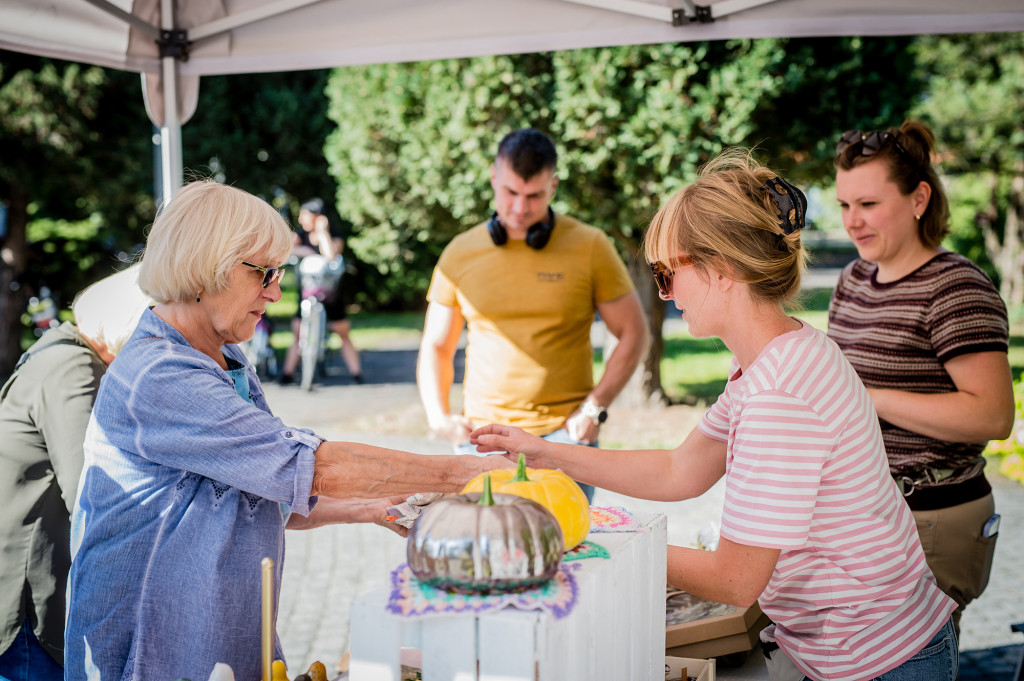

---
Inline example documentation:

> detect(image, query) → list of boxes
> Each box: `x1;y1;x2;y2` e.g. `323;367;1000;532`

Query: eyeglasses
649;256;692;297
241;261;284;289
835;129;917;167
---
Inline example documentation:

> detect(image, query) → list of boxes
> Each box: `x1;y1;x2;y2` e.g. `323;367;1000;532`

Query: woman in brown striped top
828;120;1015;636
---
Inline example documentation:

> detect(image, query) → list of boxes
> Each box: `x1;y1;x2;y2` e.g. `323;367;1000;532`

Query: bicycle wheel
300;301;322;391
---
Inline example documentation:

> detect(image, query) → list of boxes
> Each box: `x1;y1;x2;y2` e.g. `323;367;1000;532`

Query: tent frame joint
692;4;713;23
158;29;191;61
673;4;713;25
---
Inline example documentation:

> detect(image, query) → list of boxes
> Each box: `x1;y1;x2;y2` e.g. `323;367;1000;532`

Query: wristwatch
580;399;608;426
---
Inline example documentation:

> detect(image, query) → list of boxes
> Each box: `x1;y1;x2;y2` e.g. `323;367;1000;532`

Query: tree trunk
608;257;667;409
0;186;29;381
1003;159;1024;307
980;164;1024;309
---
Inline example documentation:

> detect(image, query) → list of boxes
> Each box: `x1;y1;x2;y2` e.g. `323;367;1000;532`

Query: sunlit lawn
659;289;831;405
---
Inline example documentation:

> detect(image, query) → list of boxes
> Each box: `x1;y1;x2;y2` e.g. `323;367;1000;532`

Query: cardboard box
665;656;715;681
665;590;770;659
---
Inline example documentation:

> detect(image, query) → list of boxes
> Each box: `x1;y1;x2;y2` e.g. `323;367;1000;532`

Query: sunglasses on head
241;261;284;289
649;255;692;297
835;129;917;167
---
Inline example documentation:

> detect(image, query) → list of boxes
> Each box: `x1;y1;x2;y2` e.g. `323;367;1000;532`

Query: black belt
900;474;991;511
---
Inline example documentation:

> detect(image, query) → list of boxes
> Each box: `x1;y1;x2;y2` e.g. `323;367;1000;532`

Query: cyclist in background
279;198;363;385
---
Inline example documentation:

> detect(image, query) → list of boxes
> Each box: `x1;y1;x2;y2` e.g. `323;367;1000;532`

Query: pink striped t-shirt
699;322;955;681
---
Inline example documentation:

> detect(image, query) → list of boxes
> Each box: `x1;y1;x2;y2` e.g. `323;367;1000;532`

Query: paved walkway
265;334;1024;678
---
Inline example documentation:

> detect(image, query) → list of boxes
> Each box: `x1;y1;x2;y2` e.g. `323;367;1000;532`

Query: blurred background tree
912;32;1024;307
322;36;919;401
324;53;556;310
0;53;153;373
184;69;340;225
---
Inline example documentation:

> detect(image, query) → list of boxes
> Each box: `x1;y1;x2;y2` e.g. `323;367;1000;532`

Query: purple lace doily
386;562;580;620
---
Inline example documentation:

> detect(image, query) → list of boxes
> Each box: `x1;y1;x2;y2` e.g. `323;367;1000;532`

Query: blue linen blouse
65;308;322;681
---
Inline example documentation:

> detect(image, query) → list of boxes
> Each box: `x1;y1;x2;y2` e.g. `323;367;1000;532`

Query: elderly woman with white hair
64;180;507;681
0;265;151;681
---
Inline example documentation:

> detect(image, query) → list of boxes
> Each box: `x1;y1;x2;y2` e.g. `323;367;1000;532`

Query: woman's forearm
286;497;392;529
472;424;726;502
869;387;1014;443
667;540;778;607
868;350;1014;443
311;441;508;498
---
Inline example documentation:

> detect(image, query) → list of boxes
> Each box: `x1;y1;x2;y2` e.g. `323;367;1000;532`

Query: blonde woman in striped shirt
830;121;1014;637
472;149;958;681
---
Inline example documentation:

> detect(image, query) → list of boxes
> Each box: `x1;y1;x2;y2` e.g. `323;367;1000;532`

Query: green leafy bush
989;378;1024;484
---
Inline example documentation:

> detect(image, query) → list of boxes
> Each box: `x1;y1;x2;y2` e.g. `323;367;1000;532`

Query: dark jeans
0;618;63;681
873;617;958;681
762;617;957;681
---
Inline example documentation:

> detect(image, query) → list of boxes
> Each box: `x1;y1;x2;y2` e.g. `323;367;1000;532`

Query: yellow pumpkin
462;453;590;549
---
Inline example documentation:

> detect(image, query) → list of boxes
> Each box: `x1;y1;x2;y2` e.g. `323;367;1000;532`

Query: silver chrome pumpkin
407;475;564;593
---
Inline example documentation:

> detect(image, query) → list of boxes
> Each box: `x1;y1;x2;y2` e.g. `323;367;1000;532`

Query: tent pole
159;57;183;205
159;0;183;205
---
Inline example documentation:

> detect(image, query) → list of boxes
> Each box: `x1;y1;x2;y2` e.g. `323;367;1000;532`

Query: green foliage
183;69;338;212
324;54;555;308
748;36;921;183
989;378;1024;485
912;33;1024;174
942;173;1001;280
24;213;112;311
552;40;786;252
322;37;921;312
911;32;1024;305
1;52;155;371
0;54;154;242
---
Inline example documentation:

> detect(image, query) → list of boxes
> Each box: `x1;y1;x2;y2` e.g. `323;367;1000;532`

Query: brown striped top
827;252;1009;488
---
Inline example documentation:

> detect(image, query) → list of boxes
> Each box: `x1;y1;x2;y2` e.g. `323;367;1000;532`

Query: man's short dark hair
496;129;558;180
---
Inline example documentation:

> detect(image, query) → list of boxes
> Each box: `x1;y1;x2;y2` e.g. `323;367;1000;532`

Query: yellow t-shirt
427;214;634;434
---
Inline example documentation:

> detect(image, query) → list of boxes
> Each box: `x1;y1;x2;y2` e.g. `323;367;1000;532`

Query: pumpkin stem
511;452;531;482
478;473;495;506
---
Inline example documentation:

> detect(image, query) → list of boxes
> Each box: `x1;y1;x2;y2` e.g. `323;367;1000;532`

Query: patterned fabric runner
589;506;648;533
386;562;580;620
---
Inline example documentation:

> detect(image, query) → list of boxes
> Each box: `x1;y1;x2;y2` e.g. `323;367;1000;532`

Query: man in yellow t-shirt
417;128;648;501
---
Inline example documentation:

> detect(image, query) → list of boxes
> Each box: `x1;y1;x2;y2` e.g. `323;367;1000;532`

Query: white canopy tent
2;0;1023;202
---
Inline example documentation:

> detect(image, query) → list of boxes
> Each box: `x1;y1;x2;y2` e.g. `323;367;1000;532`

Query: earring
195;294;201;303
914;214;921;220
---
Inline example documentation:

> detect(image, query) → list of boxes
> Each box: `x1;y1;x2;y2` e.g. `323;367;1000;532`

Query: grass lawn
659;287;832;405
659;287;1024;405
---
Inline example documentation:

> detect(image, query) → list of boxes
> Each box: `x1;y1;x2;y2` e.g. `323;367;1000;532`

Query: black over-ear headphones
487;208;555;250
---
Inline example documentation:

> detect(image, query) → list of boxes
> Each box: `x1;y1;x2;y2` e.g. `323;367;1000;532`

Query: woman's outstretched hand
469;424;552;468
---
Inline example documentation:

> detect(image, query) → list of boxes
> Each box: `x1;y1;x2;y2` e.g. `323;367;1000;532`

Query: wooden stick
261;557;274;681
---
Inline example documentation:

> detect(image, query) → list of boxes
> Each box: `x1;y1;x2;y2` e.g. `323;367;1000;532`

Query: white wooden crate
349;511;667;681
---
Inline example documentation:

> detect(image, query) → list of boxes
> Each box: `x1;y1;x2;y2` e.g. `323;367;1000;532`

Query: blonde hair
643;148;807;308
72;264;153;356
138;181;293;303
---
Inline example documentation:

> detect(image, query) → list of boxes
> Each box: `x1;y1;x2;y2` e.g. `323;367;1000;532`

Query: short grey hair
138;180;293;303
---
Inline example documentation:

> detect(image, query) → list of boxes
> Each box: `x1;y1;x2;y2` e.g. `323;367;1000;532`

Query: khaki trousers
913;492;998;637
